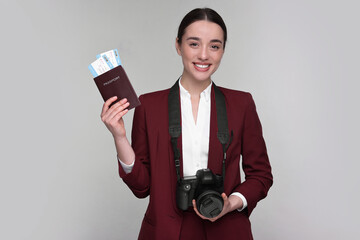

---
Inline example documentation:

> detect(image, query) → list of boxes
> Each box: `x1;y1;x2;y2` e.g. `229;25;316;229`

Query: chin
191;70;213;81
194;71;215;81
188;74;209;82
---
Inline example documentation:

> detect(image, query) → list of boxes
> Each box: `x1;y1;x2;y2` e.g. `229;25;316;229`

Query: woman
101;8;272;240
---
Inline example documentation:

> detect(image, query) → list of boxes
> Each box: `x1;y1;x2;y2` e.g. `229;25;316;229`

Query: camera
176;169;224;218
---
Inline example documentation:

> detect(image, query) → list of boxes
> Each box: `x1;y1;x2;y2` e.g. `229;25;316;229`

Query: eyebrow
186;37;223;44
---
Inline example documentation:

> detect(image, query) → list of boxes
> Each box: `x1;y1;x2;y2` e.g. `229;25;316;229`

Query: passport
93;65;141;110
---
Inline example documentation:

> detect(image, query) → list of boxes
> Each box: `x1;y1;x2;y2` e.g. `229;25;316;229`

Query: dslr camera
176;168;224;218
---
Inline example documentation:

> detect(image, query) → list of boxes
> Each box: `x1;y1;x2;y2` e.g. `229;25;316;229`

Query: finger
111;98;128;109
107;101;130;120
192;200;207;220
192;199;197;210
112;108;129;123
101;96;118;116
107;98;128;117
214;193;229;220
101;98;127;121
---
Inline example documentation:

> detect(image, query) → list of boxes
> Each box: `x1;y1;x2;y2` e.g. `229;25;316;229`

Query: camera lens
184;184;191;190
196;190;223;218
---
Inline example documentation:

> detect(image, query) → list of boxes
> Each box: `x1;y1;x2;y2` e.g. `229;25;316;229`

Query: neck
180;74;211;96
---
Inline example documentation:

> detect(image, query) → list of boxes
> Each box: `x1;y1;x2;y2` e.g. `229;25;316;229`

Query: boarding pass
88;49;122;77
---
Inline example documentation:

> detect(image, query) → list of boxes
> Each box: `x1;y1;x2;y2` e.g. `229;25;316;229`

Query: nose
198;45;209;61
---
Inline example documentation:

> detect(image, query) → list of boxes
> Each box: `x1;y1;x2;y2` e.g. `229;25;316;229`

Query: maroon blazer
118;83;273;240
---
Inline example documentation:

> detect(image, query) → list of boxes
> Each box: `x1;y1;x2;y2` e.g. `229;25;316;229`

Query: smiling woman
176;20;225;93
100;7;273;240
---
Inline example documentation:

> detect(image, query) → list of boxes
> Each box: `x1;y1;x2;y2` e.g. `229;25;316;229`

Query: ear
175;38;182;56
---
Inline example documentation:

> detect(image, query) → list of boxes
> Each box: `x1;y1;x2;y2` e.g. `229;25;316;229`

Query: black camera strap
168;79;232;182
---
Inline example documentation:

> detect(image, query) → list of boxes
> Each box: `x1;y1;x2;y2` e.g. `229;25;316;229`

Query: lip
193;62;211;72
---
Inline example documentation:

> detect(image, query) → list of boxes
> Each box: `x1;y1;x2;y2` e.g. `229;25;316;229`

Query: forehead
183;20;224;41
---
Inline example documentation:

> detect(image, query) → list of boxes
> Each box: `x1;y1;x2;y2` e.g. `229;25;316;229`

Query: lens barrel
196;190;223;218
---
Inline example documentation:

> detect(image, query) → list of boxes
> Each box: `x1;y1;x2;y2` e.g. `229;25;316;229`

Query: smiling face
176;20;225;84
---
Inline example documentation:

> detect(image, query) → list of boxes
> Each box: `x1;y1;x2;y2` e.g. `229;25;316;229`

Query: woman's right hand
101;96;130;139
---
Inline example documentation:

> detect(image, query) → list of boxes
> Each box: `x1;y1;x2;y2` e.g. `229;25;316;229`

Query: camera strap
168;79;233;182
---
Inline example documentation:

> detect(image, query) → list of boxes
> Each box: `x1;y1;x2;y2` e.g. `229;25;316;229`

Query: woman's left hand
192;193;243;222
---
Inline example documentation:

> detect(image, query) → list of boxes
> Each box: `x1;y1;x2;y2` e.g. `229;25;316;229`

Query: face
176;20;225;83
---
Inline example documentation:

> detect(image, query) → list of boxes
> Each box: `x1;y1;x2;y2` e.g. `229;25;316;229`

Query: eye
189;42;199;47
211;45;220;50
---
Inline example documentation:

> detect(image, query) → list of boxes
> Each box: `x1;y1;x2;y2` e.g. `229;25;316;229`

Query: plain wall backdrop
1;0;359;239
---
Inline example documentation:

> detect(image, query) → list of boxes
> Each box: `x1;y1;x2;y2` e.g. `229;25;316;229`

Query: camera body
176;169;224;218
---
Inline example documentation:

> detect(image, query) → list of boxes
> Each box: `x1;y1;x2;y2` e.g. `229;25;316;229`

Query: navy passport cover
94;65;141;110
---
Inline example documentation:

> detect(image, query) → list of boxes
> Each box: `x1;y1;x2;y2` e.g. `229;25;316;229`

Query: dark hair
177;8;227;49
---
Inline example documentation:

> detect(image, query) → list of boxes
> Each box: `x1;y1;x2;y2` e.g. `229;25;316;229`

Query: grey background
1;0;359;239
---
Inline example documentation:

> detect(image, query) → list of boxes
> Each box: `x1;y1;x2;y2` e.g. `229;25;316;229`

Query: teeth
195;64;209;68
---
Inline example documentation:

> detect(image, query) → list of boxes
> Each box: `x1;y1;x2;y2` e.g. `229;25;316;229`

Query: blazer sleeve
234;93;273;216
118;95;151;198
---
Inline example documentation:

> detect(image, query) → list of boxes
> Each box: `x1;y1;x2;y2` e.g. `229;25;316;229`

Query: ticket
88;56;113;77
96;49;121;68
113;49;121;66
